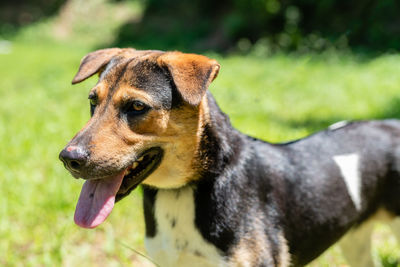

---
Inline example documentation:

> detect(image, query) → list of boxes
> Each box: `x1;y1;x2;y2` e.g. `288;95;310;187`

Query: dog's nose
59;146;89;172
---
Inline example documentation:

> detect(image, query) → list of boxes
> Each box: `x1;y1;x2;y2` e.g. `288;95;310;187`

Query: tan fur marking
229;220;290;267
113;87;160;110
142;104;200;188
229;229;268;267
198;94;211;129
277;233;291;267
90;83;108;100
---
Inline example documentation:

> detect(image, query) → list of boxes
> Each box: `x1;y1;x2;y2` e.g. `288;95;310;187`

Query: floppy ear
157;52;220;106
71;48;123;84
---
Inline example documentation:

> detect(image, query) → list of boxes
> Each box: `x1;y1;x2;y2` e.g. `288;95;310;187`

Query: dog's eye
88;93;98;116
90;98;97;106
88;94;98;106
125;100;149;115
132;101;145;111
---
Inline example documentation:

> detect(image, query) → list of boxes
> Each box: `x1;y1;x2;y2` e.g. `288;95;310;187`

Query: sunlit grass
1;41;400;266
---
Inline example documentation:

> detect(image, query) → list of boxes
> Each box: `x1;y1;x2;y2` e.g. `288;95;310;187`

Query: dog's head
59;48;219;228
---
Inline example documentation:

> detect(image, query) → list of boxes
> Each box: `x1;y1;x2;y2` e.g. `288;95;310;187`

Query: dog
59;48;400;267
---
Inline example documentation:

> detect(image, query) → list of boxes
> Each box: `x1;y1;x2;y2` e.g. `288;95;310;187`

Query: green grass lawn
1;40;400;266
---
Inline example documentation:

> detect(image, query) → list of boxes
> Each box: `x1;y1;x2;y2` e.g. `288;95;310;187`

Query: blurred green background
1;0;400;266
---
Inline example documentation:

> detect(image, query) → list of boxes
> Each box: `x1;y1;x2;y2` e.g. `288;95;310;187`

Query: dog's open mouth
116;147;163;201
74;147;163;229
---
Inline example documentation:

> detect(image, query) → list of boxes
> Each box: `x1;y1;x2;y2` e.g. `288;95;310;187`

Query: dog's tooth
132;161;139;169
138;156;144;162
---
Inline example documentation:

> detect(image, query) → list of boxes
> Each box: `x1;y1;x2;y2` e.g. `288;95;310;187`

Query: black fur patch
143;186;158;238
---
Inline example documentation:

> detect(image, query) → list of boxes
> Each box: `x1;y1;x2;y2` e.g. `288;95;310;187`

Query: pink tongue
74;171;125;228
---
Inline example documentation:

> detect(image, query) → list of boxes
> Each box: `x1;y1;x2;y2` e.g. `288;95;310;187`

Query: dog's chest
145;187;226;267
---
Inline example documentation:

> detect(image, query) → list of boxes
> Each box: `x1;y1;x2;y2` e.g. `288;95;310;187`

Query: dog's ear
72;48;123;84
157;52;220;106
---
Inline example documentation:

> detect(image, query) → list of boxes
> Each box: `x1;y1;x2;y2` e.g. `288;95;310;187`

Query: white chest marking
145;186;226;267
333;153;362;210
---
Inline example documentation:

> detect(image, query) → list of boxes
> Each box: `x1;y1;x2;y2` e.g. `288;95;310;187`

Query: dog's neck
194;92;245;178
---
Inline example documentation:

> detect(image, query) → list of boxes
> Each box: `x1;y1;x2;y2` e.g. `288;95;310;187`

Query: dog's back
261;120;400;265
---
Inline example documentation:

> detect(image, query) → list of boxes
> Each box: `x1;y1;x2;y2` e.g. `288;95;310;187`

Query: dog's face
59;48;219;228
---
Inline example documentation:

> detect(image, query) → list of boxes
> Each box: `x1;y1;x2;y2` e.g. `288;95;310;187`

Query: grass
1;39;400;266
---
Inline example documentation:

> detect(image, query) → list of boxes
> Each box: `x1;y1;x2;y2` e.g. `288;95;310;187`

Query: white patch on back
145;186;227;267
329;121;349;131
333;153;362;210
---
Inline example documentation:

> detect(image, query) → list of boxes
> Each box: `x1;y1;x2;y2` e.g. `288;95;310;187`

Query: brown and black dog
60;48;400;266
